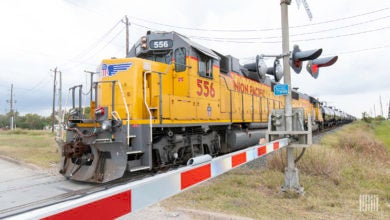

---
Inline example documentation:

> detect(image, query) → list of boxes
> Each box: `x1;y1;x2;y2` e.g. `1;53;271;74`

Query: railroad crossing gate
6;138;288;220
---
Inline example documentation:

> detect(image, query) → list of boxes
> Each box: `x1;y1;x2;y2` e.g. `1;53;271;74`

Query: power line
128;7;390;33
291;7;390;28
61;25;126;71
59;19;123;71
324;44;390;56
21;76;51;93
291;25;390;43
132;17;390;44
183;14;390;41
68;19;123;61
185;25;390;44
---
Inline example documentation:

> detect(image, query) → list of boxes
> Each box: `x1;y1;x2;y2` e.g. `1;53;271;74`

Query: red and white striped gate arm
8;138;288;220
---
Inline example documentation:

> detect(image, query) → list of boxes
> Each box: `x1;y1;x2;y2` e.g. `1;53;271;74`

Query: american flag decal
101;64;108;77
101;62;133;77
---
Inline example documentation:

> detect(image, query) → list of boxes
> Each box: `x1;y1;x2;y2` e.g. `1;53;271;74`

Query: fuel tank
223;129;267;153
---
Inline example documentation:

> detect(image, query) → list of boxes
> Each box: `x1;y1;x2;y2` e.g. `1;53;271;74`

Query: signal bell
306;56;338;79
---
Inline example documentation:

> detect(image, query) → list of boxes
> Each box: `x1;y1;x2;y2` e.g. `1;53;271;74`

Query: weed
164;121;390;219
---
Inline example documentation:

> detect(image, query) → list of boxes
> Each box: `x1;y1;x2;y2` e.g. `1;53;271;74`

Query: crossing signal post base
266;108;312;195
281;150;305;195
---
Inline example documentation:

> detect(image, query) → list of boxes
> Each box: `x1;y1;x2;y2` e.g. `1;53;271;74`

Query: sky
0;0;389;119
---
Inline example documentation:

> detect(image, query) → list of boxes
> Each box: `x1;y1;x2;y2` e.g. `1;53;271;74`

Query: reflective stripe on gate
7;138;288;220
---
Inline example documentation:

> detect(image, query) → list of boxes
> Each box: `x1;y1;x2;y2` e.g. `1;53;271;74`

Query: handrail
143;71;153;145
111;111;121;121
220;75;233;91
116;80;130;146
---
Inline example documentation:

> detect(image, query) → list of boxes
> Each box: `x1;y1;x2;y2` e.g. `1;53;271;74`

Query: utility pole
58;71;62;139
388;99;390;120
51;67;57;133
280;0;303;193
6;84;16;130
125;15;129;57
379;95;383;117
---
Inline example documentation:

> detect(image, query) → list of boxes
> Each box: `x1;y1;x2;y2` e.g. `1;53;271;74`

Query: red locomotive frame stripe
273;142;279;150
42;190;131;220
181;164;211;190
257;145;267;156
232;152;247;168
188;56;198;61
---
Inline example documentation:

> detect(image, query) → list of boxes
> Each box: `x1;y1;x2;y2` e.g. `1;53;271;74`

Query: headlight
101;120;111;131
95;107;105;116
70;108;79;116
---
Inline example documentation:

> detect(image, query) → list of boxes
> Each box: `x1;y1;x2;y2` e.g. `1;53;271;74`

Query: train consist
58;31;354;183
321;105;355;128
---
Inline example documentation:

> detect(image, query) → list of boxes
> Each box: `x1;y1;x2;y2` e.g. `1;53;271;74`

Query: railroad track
0;166;171;218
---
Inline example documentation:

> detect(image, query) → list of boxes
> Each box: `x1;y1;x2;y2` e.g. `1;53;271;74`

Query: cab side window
174;47;186;72
198;53;213;78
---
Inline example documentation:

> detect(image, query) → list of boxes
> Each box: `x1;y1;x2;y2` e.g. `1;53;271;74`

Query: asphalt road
0;157;253;219
0;158;193;219
0;158;95;218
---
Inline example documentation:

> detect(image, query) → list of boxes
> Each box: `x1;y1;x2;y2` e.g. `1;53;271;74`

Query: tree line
0;107;92;130
0;112;53;130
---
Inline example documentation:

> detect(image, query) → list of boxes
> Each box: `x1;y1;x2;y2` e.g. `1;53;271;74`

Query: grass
0;122;389;218
373;120;390;153
165;121;390;219
0;129;60;168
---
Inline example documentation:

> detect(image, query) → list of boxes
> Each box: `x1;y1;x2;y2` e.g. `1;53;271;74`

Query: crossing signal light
244;55;268;82
246;56;284;82
266;59;283;82
254;55;268;82
290;45;322;73
306;56;338;79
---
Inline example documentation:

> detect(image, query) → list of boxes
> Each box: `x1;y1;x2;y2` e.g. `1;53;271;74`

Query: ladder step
130;166;150;172
149;107;158;110
126;150;143;155
129;135;136;138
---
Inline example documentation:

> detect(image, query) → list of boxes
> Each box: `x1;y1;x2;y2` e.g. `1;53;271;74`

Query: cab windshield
138;50;172;64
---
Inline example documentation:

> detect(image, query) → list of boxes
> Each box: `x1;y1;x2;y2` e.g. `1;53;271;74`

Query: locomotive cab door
191;49;221;120
168;47;195;120
173;47;189;97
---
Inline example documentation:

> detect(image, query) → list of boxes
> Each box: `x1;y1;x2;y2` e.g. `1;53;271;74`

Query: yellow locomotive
60;31;328;183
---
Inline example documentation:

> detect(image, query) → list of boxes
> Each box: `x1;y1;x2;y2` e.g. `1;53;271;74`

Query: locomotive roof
132;31;220;60
174;32;220;60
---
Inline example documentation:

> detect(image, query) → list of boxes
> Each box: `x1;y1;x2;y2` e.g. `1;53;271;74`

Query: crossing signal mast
271;0;338;194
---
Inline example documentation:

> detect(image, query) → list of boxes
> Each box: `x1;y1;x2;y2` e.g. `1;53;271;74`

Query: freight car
58;31;352;183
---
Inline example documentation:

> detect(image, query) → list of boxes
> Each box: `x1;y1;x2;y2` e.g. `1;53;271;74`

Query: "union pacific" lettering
232;80;265;97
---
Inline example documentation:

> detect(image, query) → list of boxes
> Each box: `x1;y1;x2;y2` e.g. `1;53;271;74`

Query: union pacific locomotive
59;31;354;183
